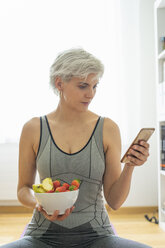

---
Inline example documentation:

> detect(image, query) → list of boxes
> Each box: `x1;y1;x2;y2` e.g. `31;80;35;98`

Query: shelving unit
158;49;165;59
154;0;165;231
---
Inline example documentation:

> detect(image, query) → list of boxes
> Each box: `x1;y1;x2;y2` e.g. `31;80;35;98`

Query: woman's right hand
36;204;75;221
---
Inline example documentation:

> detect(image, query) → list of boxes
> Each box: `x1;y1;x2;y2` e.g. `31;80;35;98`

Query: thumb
35;203;42;212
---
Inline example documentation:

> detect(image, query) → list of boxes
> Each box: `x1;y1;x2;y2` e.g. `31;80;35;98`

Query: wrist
124;163;135;172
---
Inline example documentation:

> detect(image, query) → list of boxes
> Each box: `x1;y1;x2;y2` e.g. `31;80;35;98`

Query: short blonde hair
49;48;104;95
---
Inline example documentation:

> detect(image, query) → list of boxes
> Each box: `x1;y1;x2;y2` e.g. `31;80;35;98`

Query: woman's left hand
36;205;75;221
126;140;150;166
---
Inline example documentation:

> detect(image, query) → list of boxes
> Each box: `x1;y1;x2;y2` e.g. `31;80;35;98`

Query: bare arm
103;118;149;210
17;118;40;209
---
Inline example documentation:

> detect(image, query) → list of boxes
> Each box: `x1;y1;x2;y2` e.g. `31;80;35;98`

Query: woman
1;48;151;247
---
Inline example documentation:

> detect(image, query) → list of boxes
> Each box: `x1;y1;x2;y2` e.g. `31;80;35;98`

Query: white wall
0;143;19;204
138;0;157;206
120;0;157;207
0;0;158;207
0;143;40;205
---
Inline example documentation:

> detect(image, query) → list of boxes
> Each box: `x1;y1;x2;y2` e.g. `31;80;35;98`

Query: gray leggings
0;236;152;248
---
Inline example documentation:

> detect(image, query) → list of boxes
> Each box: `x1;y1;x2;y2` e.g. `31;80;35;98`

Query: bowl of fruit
32;177;80;215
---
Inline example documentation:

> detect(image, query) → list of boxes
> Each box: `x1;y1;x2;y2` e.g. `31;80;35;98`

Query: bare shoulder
22;117;40;134
103;117;120;133
20;117;40;144
103;117;121;152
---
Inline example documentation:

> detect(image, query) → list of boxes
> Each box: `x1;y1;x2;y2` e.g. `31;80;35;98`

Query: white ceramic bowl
34;189;79;215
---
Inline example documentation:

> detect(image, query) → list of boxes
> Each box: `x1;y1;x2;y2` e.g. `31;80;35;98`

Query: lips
81;102;90;105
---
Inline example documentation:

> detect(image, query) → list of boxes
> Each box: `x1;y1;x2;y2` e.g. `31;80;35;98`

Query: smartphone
120;128;155;163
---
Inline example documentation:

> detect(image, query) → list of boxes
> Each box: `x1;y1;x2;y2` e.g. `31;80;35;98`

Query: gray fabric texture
0;235;152;248
24;116;114;244
0;116;152;247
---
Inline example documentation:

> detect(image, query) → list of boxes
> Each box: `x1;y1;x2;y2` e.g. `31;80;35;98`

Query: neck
53;101;90;124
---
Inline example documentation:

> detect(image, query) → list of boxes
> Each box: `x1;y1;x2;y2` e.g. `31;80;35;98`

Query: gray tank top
24;115;114;246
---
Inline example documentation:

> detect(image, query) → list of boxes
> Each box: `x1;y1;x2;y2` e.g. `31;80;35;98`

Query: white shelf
156;0;165;8
160;80;165;84
158;114;165;122
160;170;165;176
160;222;165;231
155;0;165;232
158;49;165;59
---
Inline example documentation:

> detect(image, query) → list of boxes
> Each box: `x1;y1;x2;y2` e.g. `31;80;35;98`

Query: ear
55;77;64;92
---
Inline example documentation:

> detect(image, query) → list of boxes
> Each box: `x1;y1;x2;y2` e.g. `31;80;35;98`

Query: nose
85;87;95;99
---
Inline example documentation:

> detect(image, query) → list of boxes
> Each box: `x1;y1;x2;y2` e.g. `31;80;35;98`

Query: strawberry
62;183;70;190
53;179;61;189
69;185;78;191
71;179;80;188
55;186;66;192
46;189;55;193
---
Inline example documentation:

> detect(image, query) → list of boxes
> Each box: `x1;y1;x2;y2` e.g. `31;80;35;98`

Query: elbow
107;199;122;211
17;185;27;203
17;185;22;200
104;190;122;211
108;202;121;211
110;204;120;211
17;188;23;204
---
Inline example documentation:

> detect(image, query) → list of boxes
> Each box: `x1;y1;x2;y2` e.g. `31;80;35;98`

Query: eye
78;83;98;89
78;85;87;89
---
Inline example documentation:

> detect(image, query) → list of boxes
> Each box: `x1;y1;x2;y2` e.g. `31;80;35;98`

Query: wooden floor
0;207;165;248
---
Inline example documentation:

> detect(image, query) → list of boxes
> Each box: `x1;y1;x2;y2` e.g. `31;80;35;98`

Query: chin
71;103;90;112
77;107;89;113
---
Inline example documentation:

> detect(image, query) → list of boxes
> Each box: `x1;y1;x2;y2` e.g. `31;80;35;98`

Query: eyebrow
79;82;99;85
79;82;88;85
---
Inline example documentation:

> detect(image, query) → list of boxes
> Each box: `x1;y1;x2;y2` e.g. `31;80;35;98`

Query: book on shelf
163;61;165;82
160;125;165;170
